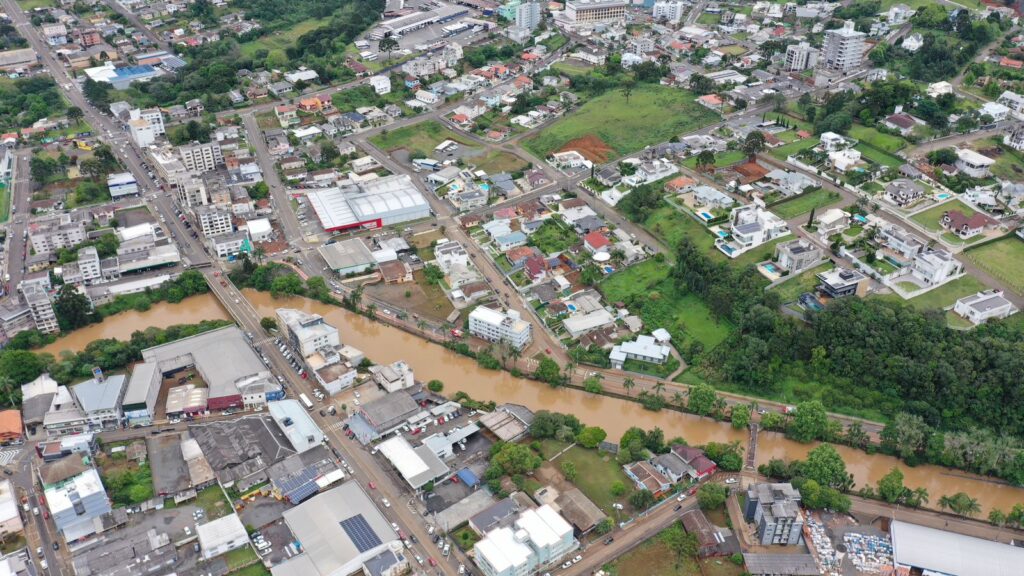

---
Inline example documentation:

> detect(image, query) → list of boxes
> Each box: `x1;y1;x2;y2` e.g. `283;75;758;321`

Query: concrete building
179;142;224;174
107;172;139;199
268;400;325;454
272;482;405;576
564;0;628;23
784;42;818;71
28;214;87;254
71;372;127;431
307;175;430;232
197;513;248;560
197;205;234;238
22;283;58;334
46;467;112;544
516;1;542;30
816;267;867;299
319;239;376;275
369;75;391;95
717;204;789;258
210;230;250;259
774;239;822;273
128;118;156;147
473;505;575;576
820;20;865;72
955;148;996;178
744;483;803;546
277;308;341;358
0;480;23;538
652;0;685;24
468;306;532;351
609;335;671;369
175;175;209;208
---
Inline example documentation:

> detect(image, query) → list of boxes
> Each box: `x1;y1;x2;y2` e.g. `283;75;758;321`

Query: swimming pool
719;244;736;255
603;265;615;274
853;214;868;224
565;303;578;312
936;193;952;200
716;230;729;238
700;211;714;221
480;183;491;192
763;263;779;273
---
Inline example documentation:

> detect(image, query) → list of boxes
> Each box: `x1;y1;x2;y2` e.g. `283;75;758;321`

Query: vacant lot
682;150;747;169
877;275;988;311
847;125;907;153
365;269;454;322
240;18;329;57
771;263;832;303
854;143;903;168
769;138;817;161
528;220;578;254
910;199;977;232
370;121;473;158
644;205;717;254
470;150;529;174
523;85;719;161
772;189;842;219
965;236;1024;294
539;440;632;513
195;485;232;520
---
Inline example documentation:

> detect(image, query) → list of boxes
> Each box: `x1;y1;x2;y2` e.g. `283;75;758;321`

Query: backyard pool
936;193;952;200
565;303;578;312
603;265;615;274
716;230;729;238
698;211;714;221
763;263;779;273
480;183;491;192
853;214;868;224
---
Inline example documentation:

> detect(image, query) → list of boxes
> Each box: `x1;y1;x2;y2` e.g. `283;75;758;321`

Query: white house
829;148;862;172
369;75;392;95
415;90;441;105
609;335;671;369
980;101;1011;123
955;148;995;178
953;290;1019;325
717;203;790;258
927;81;953;98
818;132;849;152
814;208;850;237
911;248;963;286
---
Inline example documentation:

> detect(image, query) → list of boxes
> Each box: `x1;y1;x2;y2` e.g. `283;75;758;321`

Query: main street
4;149;32;292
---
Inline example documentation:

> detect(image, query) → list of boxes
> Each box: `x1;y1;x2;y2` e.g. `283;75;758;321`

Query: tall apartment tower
820;20;865;72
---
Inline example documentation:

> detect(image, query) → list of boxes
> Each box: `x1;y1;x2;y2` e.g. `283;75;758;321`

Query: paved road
99;0;168;49
3;149;32;292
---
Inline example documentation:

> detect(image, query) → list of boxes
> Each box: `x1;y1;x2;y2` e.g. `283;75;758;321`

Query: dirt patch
558;134;614;164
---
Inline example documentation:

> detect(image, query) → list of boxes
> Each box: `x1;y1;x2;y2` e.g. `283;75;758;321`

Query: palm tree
960;495;981;517
938;495;954;513
672;391;684;406
910;487;929;508
416;319;428;331
253;246;266;265
623;377;636;396
653;382;665;397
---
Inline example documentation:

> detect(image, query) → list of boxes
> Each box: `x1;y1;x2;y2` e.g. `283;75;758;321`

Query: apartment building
784;42;819;71
197;205;233;237
468;306;532;351
28;215;87;254
176;175;209;207
277;308;341;358
652;0;686;24
820;20;865;72
744;483;804;546
179;141;224;174
564;0;628;23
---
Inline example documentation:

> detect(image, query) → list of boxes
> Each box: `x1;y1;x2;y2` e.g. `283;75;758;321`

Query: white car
382;498;391;508
572;555;582;564
391;522;399;532
676;494;687;502
725;478;738;485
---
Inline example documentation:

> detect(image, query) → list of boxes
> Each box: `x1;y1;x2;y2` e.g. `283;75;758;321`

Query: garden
527;220;579;254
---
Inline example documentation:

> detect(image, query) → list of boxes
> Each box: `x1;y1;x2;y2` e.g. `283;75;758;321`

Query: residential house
911;248;963;285
955;148;995;178
775;239;823;273
623;461;672;497
816;267;868;299
814;208;849;237
275;105;298;127
884;179;924;208
953;290;1019;325
718;204;789;258
941;210;996;239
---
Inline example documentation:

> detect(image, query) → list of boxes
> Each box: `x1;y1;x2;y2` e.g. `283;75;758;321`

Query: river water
37;292;1024;513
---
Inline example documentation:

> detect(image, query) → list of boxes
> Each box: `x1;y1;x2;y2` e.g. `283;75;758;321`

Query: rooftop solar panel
340;514;382;553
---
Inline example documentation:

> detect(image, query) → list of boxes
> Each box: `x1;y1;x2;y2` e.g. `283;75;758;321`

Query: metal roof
72;375;127;414
892;520;1024;576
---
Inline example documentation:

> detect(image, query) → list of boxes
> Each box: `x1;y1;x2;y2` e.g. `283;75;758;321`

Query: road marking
0;449;20;466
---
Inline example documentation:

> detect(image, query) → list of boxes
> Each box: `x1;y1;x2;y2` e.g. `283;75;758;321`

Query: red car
451;476;459;484
368;482;376;490
428;558;437;567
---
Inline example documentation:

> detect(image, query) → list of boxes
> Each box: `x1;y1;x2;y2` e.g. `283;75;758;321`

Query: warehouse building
307;175;431;232
375;435;450;490
272;483;407;576
891;520;1024;576
319;239;376;275
268;400;325;454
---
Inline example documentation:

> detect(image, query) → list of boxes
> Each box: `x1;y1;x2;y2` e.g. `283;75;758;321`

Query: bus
299;393;314;410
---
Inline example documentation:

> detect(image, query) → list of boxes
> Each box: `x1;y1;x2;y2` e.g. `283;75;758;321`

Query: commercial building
197;205;234;237
468;307;532;351
83;62;163;89
319;239;376;275
210;230;250;259
0;480;23;538
891;519;1024;576
71;371;127;431
42;386;88;438
272;482;405;576
128;118;156;147
277;309;341;357
46;467;112;543
564;0;628;23
820;20;865;72
375;435;450;490
0;48;37;72
744;483;803;546
197;513;249;560
307;175;431;232
269;400;325;454
28;214;86;253
179;142;224;174
473;505;575;576
784;42;818;71
107;172;139;199
953;290;1018;325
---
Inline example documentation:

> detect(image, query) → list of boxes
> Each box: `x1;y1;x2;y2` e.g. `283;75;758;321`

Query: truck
299;393;314;411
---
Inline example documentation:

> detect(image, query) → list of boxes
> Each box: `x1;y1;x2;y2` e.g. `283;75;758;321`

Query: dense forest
0;76;66;132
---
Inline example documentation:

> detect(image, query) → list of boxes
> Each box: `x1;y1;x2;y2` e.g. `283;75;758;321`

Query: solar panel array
340;514;382;553
274;466;320;504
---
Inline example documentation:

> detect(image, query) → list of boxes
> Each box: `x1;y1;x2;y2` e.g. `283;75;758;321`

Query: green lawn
854;143;904;168
539;440;633;513
527;220;579;254
847;125;907;153
471;150;529;174
522;85;720;162
227;565;270;576
644;205;717;254
240;18;330;57
223;546;258;571
771;263;832;303
605;535;700;576
682;150;747;169
194;485;232;520
876;275;988;311
770;138;817;161
551;60;595;75
965;236;1024;294
910;200;977;232
0;182;9;224
771;189;842;219
16;0;53;8
369;120;473;158
600;259;668;302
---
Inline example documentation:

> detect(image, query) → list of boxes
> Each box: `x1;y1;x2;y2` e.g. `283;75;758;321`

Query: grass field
847;125;907;153
605;536;700;576
16;0;53;9
227;565;270;576
771;189;842;219
682;149;747;169
0;182;9;224
965;236;1024;294
223;547;259;571
528;220;578;254
551;60;594;75
471;150;529;174
877;275;988;311
600;259;668;302
770;138;817;160
972;139;1024;181
854;143;904;168
195;485;232;520
540;440;633;513
240;18;329;57
910;199;976;232
522;85;720;161
771;263;832;303
369;120;473;158
644;205;717;254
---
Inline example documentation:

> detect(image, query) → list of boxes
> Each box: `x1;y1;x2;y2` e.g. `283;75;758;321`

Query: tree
880;412;931;460
788;400;830;443
595;517;614;535
621;78;635;104
270;274;304;297
427;379;444;393
577;426;607;448
939;492;981;517
687;383;717;416
731;403;752;430
490;442;542;475
260;317;277;332
697;483;728;510
689;73;715;95
695;150;715;171
534;355;563;387
54;283;96;331
0;350;46;386
623;377;636;396
742;131;766;158
802;444;851;490
583;375;603;394
378;35;399;61
610;481;626;497
877;467;906;504
561;460;578;482
629;489;655;510
66;105;84;124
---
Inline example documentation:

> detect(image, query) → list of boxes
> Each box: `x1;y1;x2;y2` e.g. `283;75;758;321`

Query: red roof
583;231;610;250
1001;56;1024;69
942;210;995;231
524;256;547;278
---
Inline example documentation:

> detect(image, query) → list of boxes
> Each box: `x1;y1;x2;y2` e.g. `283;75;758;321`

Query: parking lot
250;519;296;567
